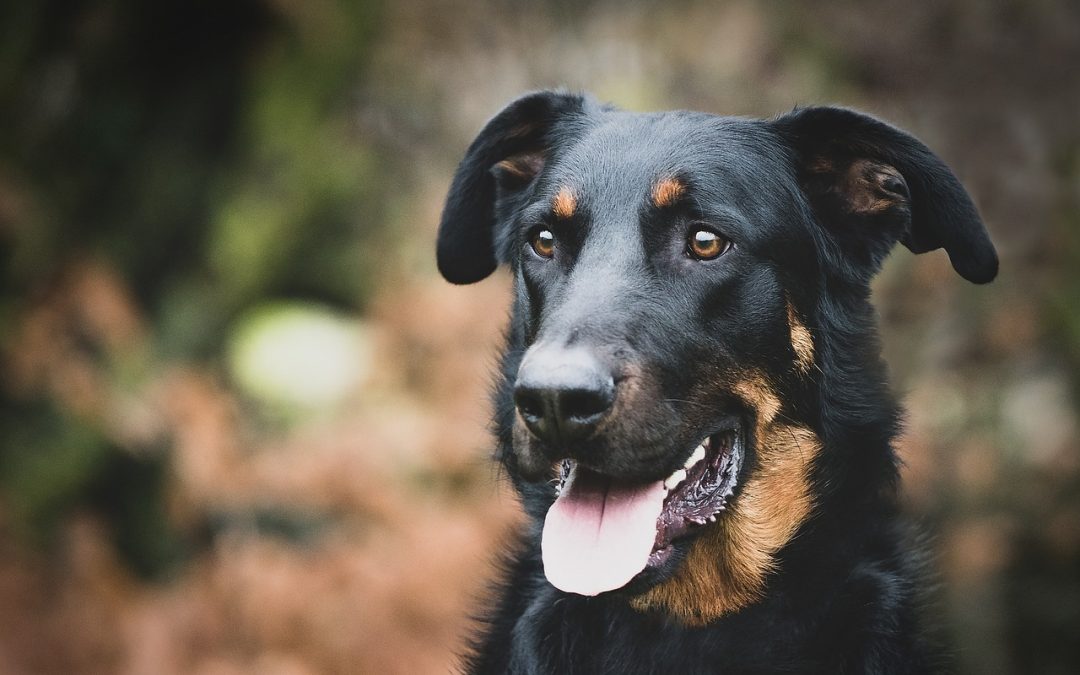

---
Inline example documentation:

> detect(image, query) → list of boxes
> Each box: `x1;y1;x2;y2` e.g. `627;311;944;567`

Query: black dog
436;91;996;674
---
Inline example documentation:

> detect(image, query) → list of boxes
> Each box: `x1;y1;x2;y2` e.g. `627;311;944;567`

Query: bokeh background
1;1;1077;673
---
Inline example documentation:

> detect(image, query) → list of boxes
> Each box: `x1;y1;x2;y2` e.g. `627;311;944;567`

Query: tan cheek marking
651;177;685;208
552;186;576;219
787;301;815;375
631;377;820;626
731;375;781;426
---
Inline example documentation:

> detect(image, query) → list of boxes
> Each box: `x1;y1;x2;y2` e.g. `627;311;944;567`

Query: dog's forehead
550;111;779;217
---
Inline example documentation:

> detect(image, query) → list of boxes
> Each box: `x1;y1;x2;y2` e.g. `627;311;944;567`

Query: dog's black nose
514;346;615;446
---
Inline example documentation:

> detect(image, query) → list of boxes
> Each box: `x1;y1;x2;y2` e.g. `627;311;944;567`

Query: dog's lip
550;417;744;487
652;424;744;548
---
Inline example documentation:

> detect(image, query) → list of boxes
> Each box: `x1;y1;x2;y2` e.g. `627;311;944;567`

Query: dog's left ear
773;106;997;284
437;91;590;284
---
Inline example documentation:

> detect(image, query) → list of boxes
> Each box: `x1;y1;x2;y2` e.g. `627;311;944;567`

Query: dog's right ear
437;91;589;284
773;106;997;285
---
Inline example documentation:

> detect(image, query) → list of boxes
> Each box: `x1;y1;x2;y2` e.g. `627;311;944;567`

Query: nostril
513;346;616;444
560;385;614;421
514;388;546;420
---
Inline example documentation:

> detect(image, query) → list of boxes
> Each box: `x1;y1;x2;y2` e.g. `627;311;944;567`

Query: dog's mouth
541;422;744;597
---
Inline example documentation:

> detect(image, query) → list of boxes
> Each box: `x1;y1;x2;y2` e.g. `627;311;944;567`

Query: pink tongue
541;470;666;596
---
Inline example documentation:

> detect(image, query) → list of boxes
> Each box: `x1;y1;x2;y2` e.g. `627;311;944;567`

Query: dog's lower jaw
631;421;821;626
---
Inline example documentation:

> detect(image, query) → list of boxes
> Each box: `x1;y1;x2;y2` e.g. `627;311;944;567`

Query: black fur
437;91;996;674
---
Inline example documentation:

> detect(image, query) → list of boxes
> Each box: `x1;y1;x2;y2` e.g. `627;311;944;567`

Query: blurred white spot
229;302;371;410
1002;369;1077;466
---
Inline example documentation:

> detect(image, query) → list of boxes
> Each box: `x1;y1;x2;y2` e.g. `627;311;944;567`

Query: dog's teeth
684;443;707;470
707;515;716;523
664;468;688;491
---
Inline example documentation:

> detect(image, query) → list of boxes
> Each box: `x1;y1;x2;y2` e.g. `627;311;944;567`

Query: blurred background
0;0;1077;673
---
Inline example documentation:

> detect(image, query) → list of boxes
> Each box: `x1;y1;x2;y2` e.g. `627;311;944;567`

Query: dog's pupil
532;230;555;258
690;230;723;259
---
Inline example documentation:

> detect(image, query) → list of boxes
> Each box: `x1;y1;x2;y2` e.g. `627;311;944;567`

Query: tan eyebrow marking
552;186;577;219
652;177;686;208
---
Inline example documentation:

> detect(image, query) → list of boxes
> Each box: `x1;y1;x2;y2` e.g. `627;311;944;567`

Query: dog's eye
687;229;731;260
530;229;555;259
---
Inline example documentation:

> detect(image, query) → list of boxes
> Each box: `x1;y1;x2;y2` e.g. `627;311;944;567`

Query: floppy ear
773;106;998;284
437;91;590;284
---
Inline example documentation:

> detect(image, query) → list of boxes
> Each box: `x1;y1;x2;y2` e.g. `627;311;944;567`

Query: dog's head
437;91;996;624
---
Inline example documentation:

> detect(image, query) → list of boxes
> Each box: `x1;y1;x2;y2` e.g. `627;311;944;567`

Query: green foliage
0;402;110;541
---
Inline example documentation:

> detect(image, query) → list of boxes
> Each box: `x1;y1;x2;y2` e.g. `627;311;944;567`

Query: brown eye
530;229;555;258
687;229;730;260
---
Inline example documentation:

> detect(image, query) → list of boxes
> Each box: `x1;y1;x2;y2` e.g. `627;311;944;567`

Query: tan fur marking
552;187;576;219
731;375;781;427
808;156;834;174
787;301;815;375
631;375;820;625
807;156;907;216
651;177;686;208
842;159;906;215
495;153;545;181
508;122;538;139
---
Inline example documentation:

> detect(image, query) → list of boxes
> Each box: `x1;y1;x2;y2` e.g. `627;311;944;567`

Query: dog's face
437;92;996;624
